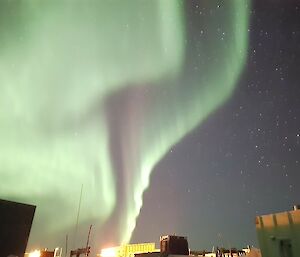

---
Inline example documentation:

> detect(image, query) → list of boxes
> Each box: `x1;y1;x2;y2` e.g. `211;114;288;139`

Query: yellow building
256;205;300;257
99;243;157;257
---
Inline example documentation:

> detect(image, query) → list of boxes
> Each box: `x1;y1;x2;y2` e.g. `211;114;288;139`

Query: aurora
0;0;250;250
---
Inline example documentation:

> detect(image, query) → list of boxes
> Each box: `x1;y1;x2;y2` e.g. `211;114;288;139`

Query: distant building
198;248;246;257
100;235;257;257
160;235;189;256
25;248;62;257
99;243;157;257
256;205;300;257
190;246;260;257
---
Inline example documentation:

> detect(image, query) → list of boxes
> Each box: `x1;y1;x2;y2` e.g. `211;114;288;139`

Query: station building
256;205;300;257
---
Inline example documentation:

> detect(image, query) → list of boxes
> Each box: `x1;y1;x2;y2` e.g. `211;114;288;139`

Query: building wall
256;208;300;257
120;243;156;257
99;243;156;257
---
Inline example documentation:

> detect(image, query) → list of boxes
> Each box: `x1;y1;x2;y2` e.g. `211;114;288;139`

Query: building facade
256;206;300;257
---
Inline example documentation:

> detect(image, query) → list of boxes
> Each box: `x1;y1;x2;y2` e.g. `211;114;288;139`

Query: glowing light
100;247;118;257
28;250;41;257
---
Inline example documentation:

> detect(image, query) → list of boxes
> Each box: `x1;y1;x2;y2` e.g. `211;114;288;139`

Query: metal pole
85;225;92;256
65;234;68;257
74;184;83;248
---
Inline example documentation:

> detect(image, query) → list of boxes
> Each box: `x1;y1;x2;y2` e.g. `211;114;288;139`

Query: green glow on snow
0;0;250;247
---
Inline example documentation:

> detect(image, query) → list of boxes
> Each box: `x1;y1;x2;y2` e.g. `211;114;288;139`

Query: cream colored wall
256;209;300;257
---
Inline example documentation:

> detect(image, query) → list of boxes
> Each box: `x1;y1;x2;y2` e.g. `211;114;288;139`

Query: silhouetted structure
70;247;90;257
160;235;189;255
0;199;36;257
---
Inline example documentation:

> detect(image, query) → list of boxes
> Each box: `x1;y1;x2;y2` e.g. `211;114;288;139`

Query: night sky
133;0;300;250
0;0;299;255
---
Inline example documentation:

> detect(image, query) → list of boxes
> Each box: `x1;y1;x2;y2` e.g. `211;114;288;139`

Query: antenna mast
73;184;83;248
